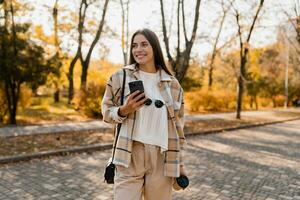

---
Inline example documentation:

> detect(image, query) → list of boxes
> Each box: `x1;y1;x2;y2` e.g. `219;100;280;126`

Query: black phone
128;80;145;102
128;80;144;94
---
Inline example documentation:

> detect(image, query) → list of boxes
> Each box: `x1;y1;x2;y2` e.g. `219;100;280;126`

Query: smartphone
128;80;145;102
128;80;144;94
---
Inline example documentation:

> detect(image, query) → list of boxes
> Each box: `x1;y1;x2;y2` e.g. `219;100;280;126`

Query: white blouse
132;70;168;153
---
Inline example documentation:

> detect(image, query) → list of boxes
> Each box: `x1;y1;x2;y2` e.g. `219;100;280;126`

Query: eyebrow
133;41;148;44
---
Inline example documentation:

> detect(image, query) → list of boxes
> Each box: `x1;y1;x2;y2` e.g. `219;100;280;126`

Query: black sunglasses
144;99;164;108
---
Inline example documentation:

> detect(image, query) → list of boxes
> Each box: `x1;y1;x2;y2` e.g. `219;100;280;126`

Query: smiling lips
135;54;146;59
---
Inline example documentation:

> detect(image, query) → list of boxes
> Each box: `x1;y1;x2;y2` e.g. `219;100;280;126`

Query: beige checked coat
101;64;186;177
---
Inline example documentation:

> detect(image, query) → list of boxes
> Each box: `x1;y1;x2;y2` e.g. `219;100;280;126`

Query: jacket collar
123;63;172;82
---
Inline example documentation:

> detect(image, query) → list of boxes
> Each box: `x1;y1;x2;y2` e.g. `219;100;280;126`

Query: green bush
73;82;106;118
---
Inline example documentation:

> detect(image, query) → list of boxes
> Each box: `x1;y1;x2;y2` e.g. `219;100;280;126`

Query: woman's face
132;34;154;66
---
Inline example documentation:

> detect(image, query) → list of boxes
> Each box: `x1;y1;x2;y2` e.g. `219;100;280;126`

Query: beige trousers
114;141;173;200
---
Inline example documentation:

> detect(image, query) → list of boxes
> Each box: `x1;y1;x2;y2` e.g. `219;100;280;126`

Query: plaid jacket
101;64;186;177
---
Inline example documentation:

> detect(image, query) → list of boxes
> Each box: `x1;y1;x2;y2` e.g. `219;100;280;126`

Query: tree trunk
208;66;214;89
120;0;129;65
234;0;264;119
250;96;253;109
272;97;276;108
254;96;258;110
4;80;19;125
80;61;88;90
236;75;243;119
7;0;19;124
10;83;20;124
53;0;60;103
68;0;86;103
54;83;60;102
236;56;246;119
68;54;79;104
176;47;192;82
68;69;74;104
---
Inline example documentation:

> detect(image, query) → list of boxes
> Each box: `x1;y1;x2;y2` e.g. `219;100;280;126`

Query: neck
139;62;156;73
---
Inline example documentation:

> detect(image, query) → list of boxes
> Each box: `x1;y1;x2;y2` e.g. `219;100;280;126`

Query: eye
132;43;137;48
141;42;148;47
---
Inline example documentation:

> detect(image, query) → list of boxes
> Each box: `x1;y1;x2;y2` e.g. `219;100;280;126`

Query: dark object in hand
104;163;115;184
129;80;146;102
129;80;144;94
175;175;189;190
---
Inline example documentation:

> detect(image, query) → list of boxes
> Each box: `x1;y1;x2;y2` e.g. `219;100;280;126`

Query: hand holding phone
128;80;146;102
118;81;147;117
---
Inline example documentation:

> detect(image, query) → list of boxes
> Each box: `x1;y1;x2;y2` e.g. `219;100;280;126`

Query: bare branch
167;0;175;39
287;34;300;55
181;0;188;43
120;0;128;65
189;0;201;44
159;0;174;65
85;0;109;64
235;11;243;57
246;0;265;43
176;0;180;59
207;0;236;87
282;10;299;36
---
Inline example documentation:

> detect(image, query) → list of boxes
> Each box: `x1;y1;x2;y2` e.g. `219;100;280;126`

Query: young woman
101;28;187;200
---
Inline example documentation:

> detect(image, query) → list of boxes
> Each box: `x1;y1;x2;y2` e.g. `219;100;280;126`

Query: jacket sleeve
173;83;186;166
101;71;127;124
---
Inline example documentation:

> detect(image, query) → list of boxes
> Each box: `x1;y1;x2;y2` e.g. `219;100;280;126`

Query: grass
16;96;92;125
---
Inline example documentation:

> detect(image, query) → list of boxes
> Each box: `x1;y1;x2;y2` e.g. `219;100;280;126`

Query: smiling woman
101;28;188;199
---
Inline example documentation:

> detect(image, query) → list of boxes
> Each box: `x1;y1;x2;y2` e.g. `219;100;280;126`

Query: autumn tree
68;0;109;103
245;49;264;110
258;48;285;107
0;1;55;124
281;0;300;105
159;0;201;82
120;0;129;65
51;0;63;102
207;0;236;89
230;0;265;118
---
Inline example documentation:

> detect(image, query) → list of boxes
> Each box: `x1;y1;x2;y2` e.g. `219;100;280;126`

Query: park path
1;108;300;138
0;119;299;200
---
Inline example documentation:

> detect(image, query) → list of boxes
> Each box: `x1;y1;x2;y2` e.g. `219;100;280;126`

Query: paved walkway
0;119;299;200
1;108;300;138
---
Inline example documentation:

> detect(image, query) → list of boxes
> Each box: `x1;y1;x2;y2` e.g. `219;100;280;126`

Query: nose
136;45;142;51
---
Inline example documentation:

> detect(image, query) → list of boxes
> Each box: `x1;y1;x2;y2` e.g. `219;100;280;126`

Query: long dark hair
129;28;172;76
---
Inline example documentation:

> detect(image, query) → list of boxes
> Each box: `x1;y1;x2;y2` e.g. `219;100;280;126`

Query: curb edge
1;117;300;165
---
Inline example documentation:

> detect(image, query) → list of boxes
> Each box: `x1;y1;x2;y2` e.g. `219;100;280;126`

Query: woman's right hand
118;91;147;117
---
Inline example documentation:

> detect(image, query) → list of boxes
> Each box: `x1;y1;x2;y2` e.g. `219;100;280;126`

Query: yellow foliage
58;23;74;32
185;89;236;113
0;87;7;122
33;25;55;45
72;82;106;117
19;84;32;110
88;60;122;86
